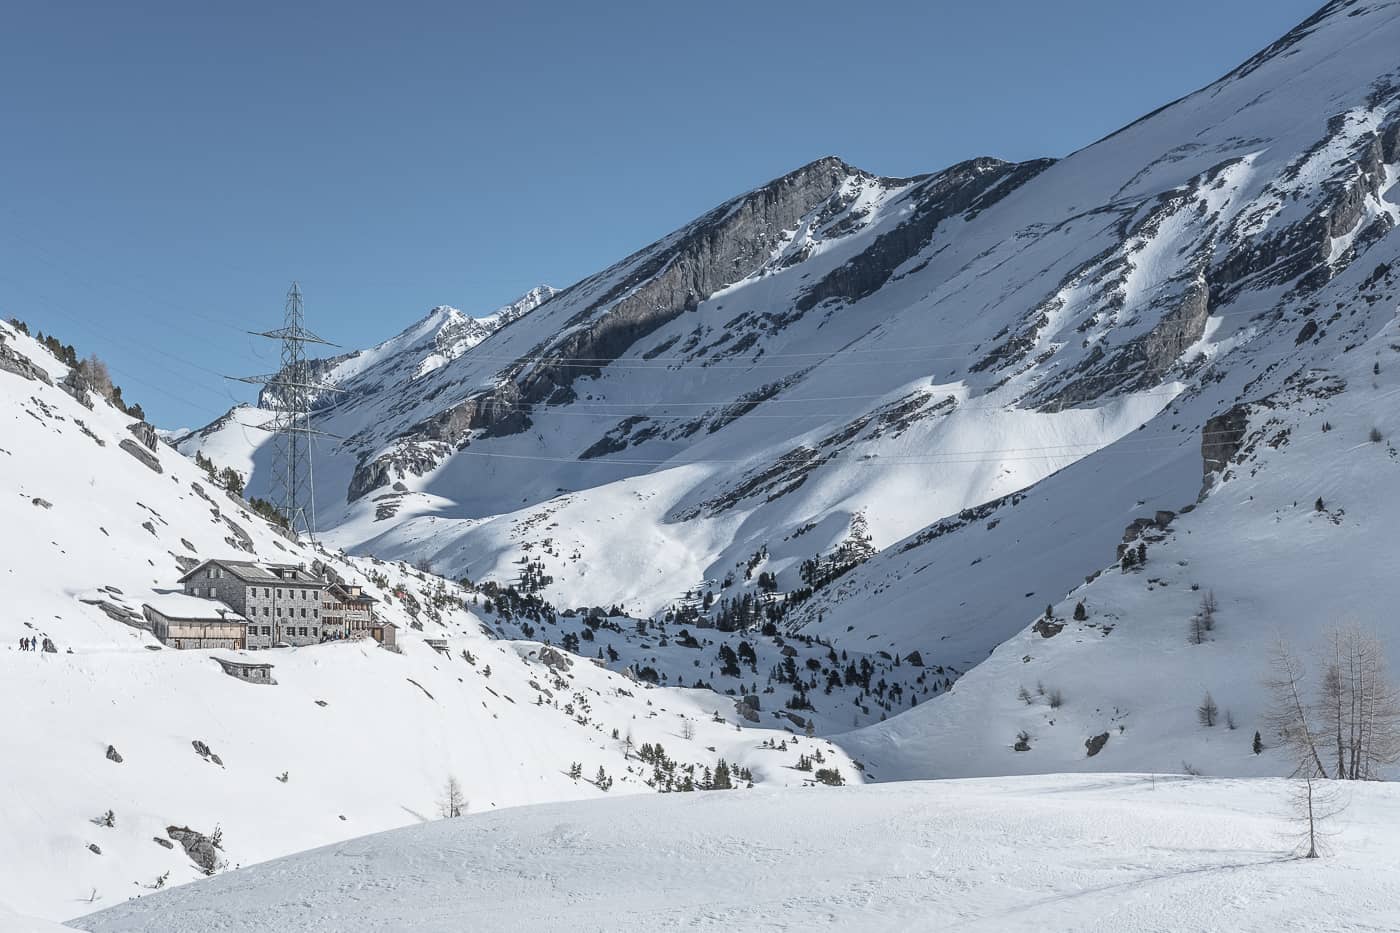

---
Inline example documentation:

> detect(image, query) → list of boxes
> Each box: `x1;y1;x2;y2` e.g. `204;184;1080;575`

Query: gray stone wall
241;582;324;647
183;564;325;648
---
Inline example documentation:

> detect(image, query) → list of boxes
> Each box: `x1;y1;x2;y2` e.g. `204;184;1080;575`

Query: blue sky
1;0;1322;426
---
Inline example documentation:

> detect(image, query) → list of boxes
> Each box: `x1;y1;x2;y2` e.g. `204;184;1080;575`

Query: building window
313;609;318;618
298;626;307;636
264;588;270;598
276;608;282;617
262;626;271;635
263;607;269;617
277;589;283;599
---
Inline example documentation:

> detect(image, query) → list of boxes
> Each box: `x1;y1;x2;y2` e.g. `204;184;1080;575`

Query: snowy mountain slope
146;0;1400;781
74;774;1400;933
182;1;1400;670
836;263;1400;781
0;320;858;923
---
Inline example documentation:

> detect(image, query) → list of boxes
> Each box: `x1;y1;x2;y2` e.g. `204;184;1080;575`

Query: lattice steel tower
234;283;340;539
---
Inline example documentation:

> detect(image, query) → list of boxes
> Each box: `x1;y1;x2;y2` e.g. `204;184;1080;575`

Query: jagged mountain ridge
186;1;1400;730
247;284;558;413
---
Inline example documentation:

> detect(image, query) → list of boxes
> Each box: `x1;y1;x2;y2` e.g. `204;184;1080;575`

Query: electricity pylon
231;283;342;539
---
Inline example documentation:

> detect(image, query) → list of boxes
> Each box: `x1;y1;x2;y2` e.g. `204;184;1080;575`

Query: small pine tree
1252;731;1263;755
438;775;465;818
1189;614;1207;646
1199;590;1217;632
1197;691;1219;728
1073;601;1087;622
1136;542;1147;565
219;467;245;497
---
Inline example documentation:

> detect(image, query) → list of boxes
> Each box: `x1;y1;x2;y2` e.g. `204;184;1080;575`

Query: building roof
177;559;323;586
214;657;274;671
142;592;248;623
327;581;379;604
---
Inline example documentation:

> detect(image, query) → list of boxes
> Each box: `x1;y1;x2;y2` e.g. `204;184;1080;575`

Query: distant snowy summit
253;284;557;409
411;285;558;379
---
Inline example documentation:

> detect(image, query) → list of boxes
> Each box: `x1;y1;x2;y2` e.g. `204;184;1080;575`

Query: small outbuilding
368;619;397;648
142;594;249;650
214;657;276;685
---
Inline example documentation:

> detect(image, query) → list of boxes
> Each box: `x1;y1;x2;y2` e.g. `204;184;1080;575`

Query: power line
0;224;249;335
418;437;1232;469
415;305;1283;369
313;383;1207;424
234;401;1249;464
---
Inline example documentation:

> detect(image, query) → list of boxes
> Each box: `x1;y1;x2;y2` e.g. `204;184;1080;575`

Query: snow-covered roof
177;559;323;586
328;582;379;603
214;657;274;670
141;593;248;623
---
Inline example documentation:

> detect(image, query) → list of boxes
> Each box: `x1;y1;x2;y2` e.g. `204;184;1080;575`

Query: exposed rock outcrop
1200;404;1251;497
796;157;1053;312
119;438;163;473
536;646;574;671
166;825;223;875
0;336;52;384
127;420;159;452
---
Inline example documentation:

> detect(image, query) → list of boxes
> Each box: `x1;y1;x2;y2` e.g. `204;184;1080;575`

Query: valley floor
72;774;1400;932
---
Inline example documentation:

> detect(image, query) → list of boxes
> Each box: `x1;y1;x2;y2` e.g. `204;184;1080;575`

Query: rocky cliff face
342;158;908;498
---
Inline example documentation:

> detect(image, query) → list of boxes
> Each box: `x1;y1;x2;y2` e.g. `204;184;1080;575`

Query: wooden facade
143;600;248;650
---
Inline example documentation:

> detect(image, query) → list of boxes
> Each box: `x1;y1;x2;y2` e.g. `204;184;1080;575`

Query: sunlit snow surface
74;775;1400;932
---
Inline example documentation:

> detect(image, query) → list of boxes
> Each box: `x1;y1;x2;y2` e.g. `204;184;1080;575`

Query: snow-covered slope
74;774;1400;933
0;320;856;923
836;284;1400;780
17;0;1400;921
184;2;1400;664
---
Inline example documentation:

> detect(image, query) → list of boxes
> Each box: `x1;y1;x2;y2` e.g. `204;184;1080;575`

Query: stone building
178;559;326;648
142;593;249;650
